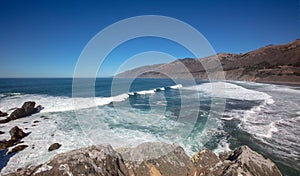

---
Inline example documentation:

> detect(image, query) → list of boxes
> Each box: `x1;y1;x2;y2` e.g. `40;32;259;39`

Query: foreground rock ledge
5;142;282;176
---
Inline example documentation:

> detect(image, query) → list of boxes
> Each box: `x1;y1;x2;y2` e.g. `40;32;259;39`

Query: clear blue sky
0;0;299;77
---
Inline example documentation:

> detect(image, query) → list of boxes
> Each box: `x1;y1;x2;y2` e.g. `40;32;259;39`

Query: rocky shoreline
4;142;282;176
0;101;283;176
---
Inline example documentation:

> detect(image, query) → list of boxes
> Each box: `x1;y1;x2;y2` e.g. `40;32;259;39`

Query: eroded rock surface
4;143;282;176
6;144;130;176
118;142;194;176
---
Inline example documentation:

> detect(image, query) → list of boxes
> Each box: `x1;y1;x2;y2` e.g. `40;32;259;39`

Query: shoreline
2;141;283;176
255;80;300;86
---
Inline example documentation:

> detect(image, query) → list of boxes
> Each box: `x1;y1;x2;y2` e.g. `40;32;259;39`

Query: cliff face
116;39;300;83
5;142;282;176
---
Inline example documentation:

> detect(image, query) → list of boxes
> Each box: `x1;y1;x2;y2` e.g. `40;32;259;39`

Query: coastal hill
116;39;300;84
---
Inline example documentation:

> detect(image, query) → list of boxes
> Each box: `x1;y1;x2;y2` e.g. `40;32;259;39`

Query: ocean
0;78;299;176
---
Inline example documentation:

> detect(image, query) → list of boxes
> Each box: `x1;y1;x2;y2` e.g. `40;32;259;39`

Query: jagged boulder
0;139;15;150
8;102;41;121
0;126;28;151
191;149;228;176
118;142;194;176
5;144;130;176
222;146;282;176
3;143;283;176
0;110;8;117
9;126;27;141
191;145;282;176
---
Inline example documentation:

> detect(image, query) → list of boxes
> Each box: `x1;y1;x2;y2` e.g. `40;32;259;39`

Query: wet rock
8;101;42;121
9;126;27;141
0;110;8;117
48;143;61;152
40;116;49;120
0;126;28;151
7;145;28;154
33;120;39;123
0;139;15;150
0;118;9;124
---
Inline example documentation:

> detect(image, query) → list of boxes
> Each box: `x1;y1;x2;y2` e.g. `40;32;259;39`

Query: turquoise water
0;78;299;176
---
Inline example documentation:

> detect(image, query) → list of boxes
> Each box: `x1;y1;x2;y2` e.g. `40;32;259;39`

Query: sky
0;0;299;77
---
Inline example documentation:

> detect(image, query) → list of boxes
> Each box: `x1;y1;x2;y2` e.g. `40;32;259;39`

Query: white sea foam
185;82;279;140
258;122;279;138
0;83;184;113
169;84;182;89
135;89;156;95
0;93;130;113
213;139;231;155
220;117;234;121
182;82;274;103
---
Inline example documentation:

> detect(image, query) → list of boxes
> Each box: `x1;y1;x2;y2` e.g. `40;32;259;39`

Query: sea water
0;78;299;176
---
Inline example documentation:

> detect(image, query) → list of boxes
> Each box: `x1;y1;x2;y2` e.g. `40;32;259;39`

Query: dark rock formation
3;143;282;176
0;131;4;135
0;102;42;124
0;126;28;151
0;118;9;123
7;145;28;155
48;143;61;152
116;39;300;84
8;102;40;121
9;126;27;141
0;110;8;117
0;140;15;150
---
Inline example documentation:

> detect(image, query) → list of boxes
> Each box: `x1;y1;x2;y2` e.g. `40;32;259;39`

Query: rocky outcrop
6;144;130;176
191;146;282;176
0;102;42;124
48;143;61;152
7;145;28;155
9;102;41;121
222;146;282;176
4;142;282;176
116;39;300;84
0;126;28;150
118;142;194;176
0;110;8;117
9;126;28;141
